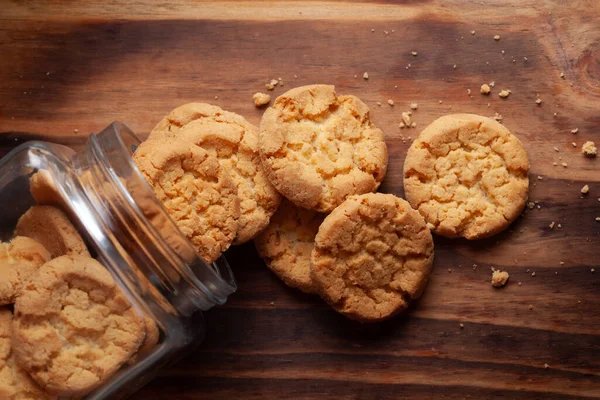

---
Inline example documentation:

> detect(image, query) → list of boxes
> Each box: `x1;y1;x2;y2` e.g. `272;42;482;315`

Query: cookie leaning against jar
311;193;434;322
11;255;146;397
149;103;281;244
403;114;529;239
259;84;388;213
133;136;240;264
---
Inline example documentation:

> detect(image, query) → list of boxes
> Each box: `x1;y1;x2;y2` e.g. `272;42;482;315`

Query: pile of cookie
0;201;158;398
130;84;529;323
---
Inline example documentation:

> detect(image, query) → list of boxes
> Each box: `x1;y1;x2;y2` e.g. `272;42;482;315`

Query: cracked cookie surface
150;103;281;244
403;114;529;239
15;206;90;258
0;237;51;306
254;199;325;294
0;308;56;399
12;256;145;396
311;193;434;322
259;84;388;213
133;137;240;263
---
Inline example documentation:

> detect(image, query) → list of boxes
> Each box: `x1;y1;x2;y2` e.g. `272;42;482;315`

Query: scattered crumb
439;100;443;104
582;141;597;157
388;99;394;106
398;122;406;129
560;261;565;265
371;29;375;32
471;30;475;35
270;301;275;306
489;81;496;88
480;84;491;95
265;80;276;90
553;162;557;166
501;50;505;55
363;72;369;80
73;128;79;133
448;268;452;273
560;72;565;79
571;128;579;134
557;223;562;228
411;122;417;128
592;268;595;273
493;112;503;122
460;323;464;329
518;281;522;286
252;92;271;107
531;271;536;277
498;89;511;98
535;98;542;105
214;96;218;99
544;363;549;369
529;305;534;310
411;51;418;56
581;185;589;194
537;175;543;180
491;270;509;288
467;89;472;96
561;162;568;167
294;74;298;79
553;147;559;152
494;35;501;41
453;64;457;69
401;111;412;126
527;201;535;210
410;103;418;110
549;221;555;229
572;142;577;147
376;102;382;106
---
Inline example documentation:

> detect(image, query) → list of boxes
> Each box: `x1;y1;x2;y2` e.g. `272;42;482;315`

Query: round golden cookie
254;199;325;294
149;103;281;244
259;84;388;213
403;114;530;239
311;193;434;322
12;255;145;396
0;308;56;399
15;206;90;258
0;237;51;306
133;137;240;263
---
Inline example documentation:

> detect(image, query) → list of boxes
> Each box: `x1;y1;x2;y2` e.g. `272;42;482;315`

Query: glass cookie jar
0;122;237;399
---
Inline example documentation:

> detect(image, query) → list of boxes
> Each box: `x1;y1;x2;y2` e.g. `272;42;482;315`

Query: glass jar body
0;122;236;399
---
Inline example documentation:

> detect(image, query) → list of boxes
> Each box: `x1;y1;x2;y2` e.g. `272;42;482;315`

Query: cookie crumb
480;84;491;95
560;261;565;265
411;51;418;56
518;281;522;286
489;81;496;88
553;146;559;152
401;111;412;126
535;98;542;105
376;102;382;107
529;304;534;310
537;175;543;180
265;83;275;91
498;89;511;98
493;112;503;122
399;122;406;129
560;72;565;79
491;270;509;287
561;162;568;167
410;103;418;110
571;128;578;134
388;99;394;106
363;72;369;80
453;64;457;69
581;185;589;194
531;271;536;277
592;268;595;273
270;301;275;306
582;141;597;157
549;221;555;229
544;363;549;369
471;30;475;35
460;323;464;329
494;35;501;41
557;223;562;228
253;92;271;107
467;89;472;95
572;142;577;147
73;128;79;133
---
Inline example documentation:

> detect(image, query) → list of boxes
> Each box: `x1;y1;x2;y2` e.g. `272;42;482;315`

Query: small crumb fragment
494;35;501;41
498;89;511;98
253;92;271;107
561;162;568;167
411;51;418;56
544;363;549;369
410;103;418;110
376;102;382;106
527;201;535;210
560;261;565;265
426;222;435;230
480;84;491;95
553;162;557;166
489;81;495;88
453;64;457;69
73;128;79;133
529;305;534;310
592;268;595;273
470;30;475;35
398;122;406;129
557;223;562;228
535;98;542;105
537;175;543;180
531;271;536;277
491;270;509;288
518;281;522;286
363;72;369;80
582;141;597;157
270;301;275;306
467;89;472;95
553;146;559;152
411;122;417;128
493;112;503;122
265;83;276;91
501;50;505;55
581;185;589;194
401;111;412;126
560;72;565;79
388;99;394;106
571;128;578;134
460;323;464;329
549;221;555;229
572;142;577;147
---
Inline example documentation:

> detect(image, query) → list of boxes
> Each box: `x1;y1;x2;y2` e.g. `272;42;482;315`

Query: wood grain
1;0;599;398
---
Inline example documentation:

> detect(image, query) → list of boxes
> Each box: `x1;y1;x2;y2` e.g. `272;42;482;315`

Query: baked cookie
403;114;529;239
129;316;160;364
15;206;90;258
12;255;145;396
133;137;240;263
29;171;64;208
311;193;434;322
254;199;325;294
150;103;281;244
0;236;51;305
0;308;56;399
259;84;388;213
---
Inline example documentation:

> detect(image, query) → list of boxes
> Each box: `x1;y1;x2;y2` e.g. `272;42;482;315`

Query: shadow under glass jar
0;122;237;399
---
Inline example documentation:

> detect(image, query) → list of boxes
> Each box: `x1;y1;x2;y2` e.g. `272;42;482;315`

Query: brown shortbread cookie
254;199;325;294
133;137;240;263
0;308;56;399
311;193;434;322
149;103;281;244
0;237;51;305
15;206;90;258
403;114;529;239
259;84;388;213
12;256;145;396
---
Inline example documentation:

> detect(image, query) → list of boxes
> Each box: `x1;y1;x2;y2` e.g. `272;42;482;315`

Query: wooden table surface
1;1;599;398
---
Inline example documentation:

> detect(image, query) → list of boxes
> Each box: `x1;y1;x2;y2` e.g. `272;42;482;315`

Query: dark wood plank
0;0;599;398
